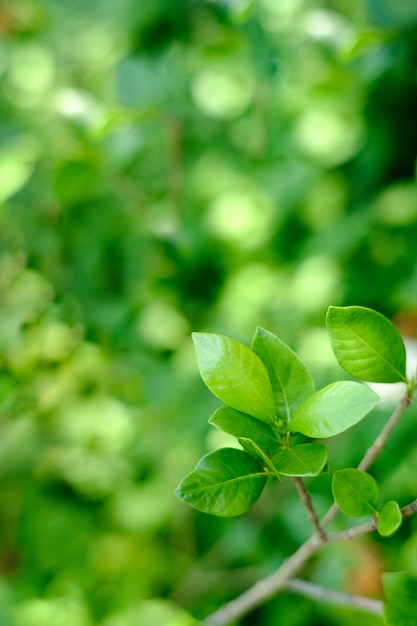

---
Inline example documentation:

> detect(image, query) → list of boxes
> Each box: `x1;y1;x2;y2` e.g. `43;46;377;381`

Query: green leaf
238;437;280;476
377;501;402;537
288;381;379;439
175;448;267;517
134;599;205;626
251;327;315;421
192;333;276;424
272;444;328;477
332;468;379;517
209;406;280;456
326;306;407;383
383;571;417;626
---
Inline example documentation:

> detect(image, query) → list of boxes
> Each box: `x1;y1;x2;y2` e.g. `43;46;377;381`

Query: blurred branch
203;393;414;626
283;578;383;616
400;497;417;518
204;536;321;626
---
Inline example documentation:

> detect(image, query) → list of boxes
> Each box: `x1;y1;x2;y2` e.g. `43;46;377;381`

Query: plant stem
204;536;321;626
327;519;377;542
291;477;326;541
358;393;413;472
203;393;414;626
326;495;417;542
283;578;383;616
401;498;417;518
321;392;413;529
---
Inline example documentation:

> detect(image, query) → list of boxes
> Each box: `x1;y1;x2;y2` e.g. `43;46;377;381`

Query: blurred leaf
332;468;379;517
192;333;276;424
382;571;417;626
288;381;379;438
251;326;315;422
0;136;39;204
272;444;328;477
377;501;402;537
326;306;407;383
90;598;203;626
175;448;267;516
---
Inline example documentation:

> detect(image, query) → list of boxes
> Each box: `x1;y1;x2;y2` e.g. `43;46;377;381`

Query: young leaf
332;468;379;517
192;333;276;424
175;448;267;517
272;444;328;477
326;306;407;383
238;437;280;477
382;571;417;626
251;327;315;421
288;381;379;439
377;501;402;537
209;406;280;456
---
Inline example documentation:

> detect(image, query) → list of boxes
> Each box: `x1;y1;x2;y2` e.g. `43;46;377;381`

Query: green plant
176;306;417;625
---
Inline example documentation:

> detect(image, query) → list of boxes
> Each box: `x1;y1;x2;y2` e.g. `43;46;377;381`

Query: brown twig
291;476;327;541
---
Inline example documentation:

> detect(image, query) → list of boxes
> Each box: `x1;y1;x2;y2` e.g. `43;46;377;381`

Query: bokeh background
1;0;417;624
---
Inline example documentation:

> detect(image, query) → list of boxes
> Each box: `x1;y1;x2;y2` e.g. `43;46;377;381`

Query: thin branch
326;495;417;542
202;393;414;626
327;519;377;542
203;536;321;626
401;498;417;518
291;477;326;541
321;392;413;529
358;393;413;472
283;578;383;616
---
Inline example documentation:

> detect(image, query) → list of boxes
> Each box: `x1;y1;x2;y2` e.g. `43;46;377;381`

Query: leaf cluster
176;305;416;624
176;305;407;518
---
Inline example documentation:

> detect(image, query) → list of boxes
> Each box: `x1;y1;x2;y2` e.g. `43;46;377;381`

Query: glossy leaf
377;501;402;537
209;406;280;456
326;306;407;383
383;571;417;626
192;333;276;424
251;327;315;421
175;448;267;517
332;468;379;517
288;381;379;438
238;438;279;476
272;444;328;477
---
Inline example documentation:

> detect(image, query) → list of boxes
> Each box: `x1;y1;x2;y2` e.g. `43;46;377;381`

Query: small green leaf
251;327;315;421
272;444;328;477
175;448;267;517
326;306;407;383
192;333;276;424
383;571;417;626
332;468;379;517
377;501;402;537
238;438;280;477
288;381;379;439
209;406;280;456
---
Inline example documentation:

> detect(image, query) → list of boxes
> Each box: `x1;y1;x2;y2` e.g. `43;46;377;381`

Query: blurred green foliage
0;0;417;624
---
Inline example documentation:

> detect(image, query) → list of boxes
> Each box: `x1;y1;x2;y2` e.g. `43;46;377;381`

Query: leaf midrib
190;472;267;492
337;320;406;383
263;339;291;422
339;476;377;513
